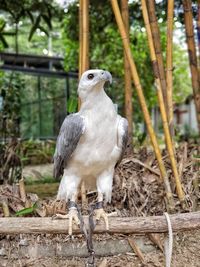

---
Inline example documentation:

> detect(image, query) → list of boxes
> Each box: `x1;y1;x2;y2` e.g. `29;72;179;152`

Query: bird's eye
87;73;94;80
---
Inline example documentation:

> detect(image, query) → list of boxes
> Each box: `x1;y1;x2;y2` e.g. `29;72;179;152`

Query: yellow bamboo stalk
79;0;83;79
121;0;133;140
79;0;89;203
141;0;185;203
183;0;200;134
197;1;200;66
82;0;89;72
111;0;174;210
78;0;83;109
166;0;174;135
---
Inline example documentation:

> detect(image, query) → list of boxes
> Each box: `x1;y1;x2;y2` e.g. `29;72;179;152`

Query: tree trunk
146;0;169;120
121;0;133;149
183;0;200;134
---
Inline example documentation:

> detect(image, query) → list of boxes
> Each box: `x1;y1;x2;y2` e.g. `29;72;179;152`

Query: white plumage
53;69;128;233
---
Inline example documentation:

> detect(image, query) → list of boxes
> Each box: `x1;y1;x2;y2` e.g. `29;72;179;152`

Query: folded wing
53;113;85;179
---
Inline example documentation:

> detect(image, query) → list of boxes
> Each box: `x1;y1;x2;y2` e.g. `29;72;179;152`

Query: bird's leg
52;194;80;236
94;192;109;230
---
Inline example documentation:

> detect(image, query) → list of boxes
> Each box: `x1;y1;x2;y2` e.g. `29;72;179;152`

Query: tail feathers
53;156;64;180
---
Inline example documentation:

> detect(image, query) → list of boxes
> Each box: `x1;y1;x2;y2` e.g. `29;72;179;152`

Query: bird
53;69;128;235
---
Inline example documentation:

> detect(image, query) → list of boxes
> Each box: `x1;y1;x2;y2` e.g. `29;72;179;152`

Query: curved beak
101;71;112;84
105;71;112;84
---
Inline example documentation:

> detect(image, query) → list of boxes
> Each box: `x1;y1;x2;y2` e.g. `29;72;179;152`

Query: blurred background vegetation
0;0;197;168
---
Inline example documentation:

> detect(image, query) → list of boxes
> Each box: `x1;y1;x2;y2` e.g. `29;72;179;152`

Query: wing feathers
53;113;85;179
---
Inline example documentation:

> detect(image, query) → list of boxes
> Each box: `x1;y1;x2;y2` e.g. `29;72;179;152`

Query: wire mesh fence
0;71;78;140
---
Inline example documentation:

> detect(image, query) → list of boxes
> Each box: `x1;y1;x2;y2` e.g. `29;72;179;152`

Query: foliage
0;0;63;51
15;202;37;216
18;139;55;165
0;72;25;137
67;96;78;113
62;0;192;122
173;44;192;103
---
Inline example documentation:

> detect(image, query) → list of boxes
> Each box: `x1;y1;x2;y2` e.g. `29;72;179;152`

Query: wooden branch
0;212;199;235
122;157;160;176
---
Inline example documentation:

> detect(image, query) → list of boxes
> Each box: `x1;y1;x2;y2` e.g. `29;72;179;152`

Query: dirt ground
0;230;200;267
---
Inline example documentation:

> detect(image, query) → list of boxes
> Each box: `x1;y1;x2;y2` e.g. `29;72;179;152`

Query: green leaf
28;15;41;41
26;10;34;23
15;202;37;216
67;97;78;113
0;34;8;48
38;25;49;37
42;14;52;30
0;21;6;32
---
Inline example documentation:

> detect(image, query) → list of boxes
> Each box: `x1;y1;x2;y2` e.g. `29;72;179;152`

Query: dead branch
122;158;160;176
0;212;199;235
128;237;145;263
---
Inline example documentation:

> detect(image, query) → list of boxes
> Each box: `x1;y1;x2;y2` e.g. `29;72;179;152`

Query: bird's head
78;69;112;99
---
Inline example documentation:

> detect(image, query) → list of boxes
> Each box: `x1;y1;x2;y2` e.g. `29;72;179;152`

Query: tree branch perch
0;212;199;235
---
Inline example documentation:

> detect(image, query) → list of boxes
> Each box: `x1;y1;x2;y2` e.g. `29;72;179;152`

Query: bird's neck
79;88;107;111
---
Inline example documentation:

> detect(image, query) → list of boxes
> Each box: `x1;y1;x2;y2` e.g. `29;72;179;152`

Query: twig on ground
128;237;145;264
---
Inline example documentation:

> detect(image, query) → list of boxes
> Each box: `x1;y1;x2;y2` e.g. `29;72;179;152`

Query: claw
52;208;80;236
94;208;109;230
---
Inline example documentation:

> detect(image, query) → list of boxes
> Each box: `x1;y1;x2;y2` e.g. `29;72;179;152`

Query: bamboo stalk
78;0;83;109
79;0;89;204
0;212;200;234
82;0;89;72
110;0;174;210
197;1;200;66
146;0;169;120
183;0;200;134
141;0;185;203
79;0;83;79
121;0;133;141
166;0;175;135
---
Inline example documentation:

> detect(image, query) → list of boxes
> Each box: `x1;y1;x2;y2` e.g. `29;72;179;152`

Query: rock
0;247;6;256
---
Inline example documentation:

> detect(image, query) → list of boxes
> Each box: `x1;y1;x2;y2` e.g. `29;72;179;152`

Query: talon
94;208;109;230
52;208;80;235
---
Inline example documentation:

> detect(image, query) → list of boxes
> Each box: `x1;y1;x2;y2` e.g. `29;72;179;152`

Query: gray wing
53;113;85;179
116;117;129;166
